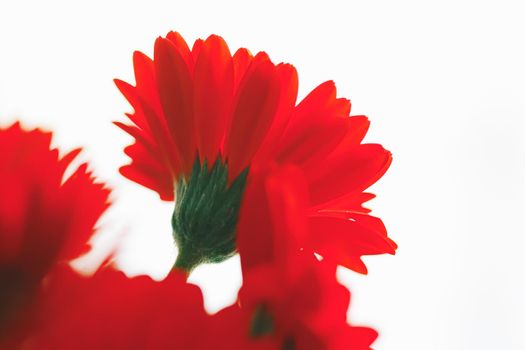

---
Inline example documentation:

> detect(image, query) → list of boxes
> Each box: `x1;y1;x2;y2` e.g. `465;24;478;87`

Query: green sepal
172;156;248;272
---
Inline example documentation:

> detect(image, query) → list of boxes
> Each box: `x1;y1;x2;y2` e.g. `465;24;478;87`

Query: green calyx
172;156;248;272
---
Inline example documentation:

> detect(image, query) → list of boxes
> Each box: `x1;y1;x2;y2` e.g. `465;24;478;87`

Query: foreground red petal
27;266;208;350
237;164;308;273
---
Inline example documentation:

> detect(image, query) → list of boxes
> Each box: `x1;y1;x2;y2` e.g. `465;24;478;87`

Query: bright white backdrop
1;1;524;349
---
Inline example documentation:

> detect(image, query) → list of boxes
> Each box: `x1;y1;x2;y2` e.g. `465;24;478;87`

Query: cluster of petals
116;31;396;273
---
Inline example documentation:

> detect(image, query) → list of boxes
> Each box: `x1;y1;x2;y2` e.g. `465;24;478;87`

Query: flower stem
172;248;202;274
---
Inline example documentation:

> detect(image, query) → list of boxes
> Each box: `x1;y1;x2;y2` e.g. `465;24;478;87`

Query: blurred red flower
26;266;208;350
0;122;109;347
204;165;378;349
116;31;396;273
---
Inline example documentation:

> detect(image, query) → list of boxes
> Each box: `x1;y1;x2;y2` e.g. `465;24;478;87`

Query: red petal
232;48;253;92
224;59;280;180
308;144;392;206
115;79;183;191
192;38;204;58
276;115;348;167
309;215;396;273
33;266;208;349
114;79;150;132
335;115;370;150
332;326;378;349
237;164;308;272
341;256;369;274
58;148;82;172
254;63;299;164
59;165;110;260
154;37;196;175
120;164;174;201
265;166;309;279
132;51;159;107
295;80;338;114
123;142;169;175
166;31;194;70
237;168;277;271
114;121;152;149
193;35;234;164
276;81;350;167
314;192;376;214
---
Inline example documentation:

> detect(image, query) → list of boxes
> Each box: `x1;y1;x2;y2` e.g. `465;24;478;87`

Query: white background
1;1;524;349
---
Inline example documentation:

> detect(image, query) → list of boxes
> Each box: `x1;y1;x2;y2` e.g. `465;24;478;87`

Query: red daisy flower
203;166;378;349
115;31;395;272
0;122;109;347
27;266;208;350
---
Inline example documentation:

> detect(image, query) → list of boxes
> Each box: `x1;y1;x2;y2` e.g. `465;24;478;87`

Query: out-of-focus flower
203;165;378;349
116;31;395;273
0;122;110;347
26;266;208;350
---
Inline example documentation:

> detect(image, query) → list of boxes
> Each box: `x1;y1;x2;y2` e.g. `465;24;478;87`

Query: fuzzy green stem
173;248;204;273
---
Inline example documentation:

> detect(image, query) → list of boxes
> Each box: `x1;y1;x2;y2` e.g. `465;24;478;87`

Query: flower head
0;122;109;345
204;166;378;349
116;31;395;272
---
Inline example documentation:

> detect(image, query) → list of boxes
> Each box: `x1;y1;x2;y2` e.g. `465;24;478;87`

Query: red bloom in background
27;266;208;350
204;166;378;349
0;122;109;346
116;31;396;273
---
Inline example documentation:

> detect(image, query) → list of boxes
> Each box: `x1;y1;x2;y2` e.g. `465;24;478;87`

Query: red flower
209;261;378;350
27;266;208;350
115;31;395;273
204;166;378;349
0;122;109;346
